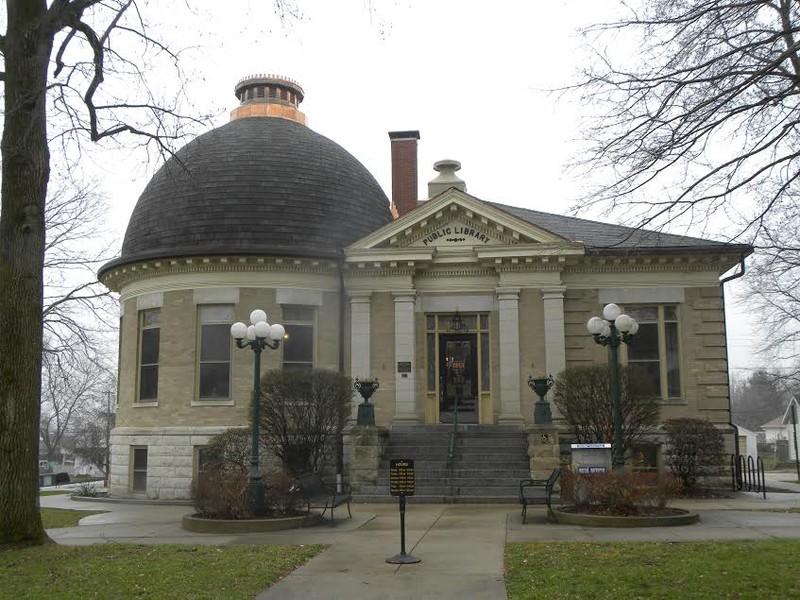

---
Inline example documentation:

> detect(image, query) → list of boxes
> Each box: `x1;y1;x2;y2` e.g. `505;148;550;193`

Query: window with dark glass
626;305;681;399
198;305;233;399
138;309;160;401
131;447;147;492
282;306;314;371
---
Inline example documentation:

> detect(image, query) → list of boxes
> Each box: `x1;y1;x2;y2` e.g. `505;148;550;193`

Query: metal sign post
386;458;421;564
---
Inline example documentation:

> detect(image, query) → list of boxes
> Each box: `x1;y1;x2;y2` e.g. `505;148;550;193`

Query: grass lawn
0;543;323;600
40;508;106;529
39;490;72;497
506;540;800;599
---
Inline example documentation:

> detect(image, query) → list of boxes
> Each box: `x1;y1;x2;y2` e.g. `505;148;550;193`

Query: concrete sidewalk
41;471;800;600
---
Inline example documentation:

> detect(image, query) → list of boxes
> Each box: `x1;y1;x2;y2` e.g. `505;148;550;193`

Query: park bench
297;472;352;526
519;468;561;524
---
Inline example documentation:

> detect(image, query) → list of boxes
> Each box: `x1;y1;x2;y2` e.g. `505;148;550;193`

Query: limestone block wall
561;283;735;456
370;292;396;425
109;426;234;500
518;288;547;425
563;287;605;367
681;286;731;425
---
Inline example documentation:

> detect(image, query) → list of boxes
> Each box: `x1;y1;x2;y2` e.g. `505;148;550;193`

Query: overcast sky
85;0;762;374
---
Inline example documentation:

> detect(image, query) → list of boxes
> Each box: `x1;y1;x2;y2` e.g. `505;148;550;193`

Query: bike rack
731;453;766;499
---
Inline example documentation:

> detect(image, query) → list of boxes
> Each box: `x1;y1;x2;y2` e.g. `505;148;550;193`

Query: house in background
98;74;752;501
734;424;759;461
762;396;800;461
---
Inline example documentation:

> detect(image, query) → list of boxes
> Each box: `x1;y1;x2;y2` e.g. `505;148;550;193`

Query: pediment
349;189;570;251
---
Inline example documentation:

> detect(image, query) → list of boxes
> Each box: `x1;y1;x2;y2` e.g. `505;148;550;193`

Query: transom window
282;305;314;371
198;305;234;399
624;305;681;399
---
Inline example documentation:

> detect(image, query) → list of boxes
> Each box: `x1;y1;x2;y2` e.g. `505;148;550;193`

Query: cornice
101;255;340;291
567;254;732;274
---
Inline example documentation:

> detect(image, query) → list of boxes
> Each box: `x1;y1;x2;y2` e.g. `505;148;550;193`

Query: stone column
349;292;372;422
393;290;418;423
497;287;523;424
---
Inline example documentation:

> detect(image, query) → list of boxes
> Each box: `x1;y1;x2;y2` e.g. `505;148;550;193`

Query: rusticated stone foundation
344;425;389;492
525;425;561;479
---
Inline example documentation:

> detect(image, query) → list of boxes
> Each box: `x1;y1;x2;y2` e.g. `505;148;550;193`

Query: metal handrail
448;385;460;460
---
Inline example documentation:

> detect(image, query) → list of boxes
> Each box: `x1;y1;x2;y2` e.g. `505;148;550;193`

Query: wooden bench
297;472;352;526
519;468;561;524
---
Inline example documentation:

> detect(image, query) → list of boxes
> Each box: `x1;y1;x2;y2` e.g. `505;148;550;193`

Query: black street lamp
230;309;285;516
586;303;638;471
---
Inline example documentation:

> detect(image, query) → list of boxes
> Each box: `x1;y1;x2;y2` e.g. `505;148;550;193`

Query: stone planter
553;506;699;528
181;512;321;534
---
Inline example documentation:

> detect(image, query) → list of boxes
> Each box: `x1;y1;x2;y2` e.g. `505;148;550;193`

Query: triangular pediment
350;189;571;252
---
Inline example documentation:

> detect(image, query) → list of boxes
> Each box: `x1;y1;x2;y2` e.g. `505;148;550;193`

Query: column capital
495;287;521;300
541;286;567;300
348;291;373;303
392;289;417;302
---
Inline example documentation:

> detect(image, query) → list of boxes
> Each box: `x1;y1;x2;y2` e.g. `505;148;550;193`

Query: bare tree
731;369;791;430
572;1;800;240
42;170;116;357
552;365;661;460
259;369;351;474
0;0;213;545
69;387;116;477
39;344;111;463
746;216;800;380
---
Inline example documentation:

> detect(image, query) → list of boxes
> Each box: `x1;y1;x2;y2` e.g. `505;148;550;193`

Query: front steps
352;425;530;503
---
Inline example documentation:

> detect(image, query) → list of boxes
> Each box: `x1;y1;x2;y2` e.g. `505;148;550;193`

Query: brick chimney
389;130;420;218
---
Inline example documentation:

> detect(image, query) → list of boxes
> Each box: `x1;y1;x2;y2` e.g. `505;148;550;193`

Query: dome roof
101;114;391;275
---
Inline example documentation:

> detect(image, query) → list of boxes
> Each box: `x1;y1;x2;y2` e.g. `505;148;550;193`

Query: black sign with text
389;458;415;496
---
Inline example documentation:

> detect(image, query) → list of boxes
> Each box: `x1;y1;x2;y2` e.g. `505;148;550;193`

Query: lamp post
230;309;285;516
586;303;638;471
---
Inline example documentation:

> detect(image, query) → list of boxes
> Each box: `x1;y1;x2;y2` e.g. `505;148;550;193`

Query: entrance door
439;334;478;424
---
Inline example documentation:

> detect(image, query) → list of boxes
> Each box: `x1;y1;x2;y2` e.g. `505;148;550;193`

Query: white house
762;397;800;461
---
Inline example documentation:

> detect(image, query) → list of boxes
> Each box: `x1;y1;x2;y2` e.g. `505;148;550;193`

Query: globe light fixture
586;304;638;471
230;309;285;516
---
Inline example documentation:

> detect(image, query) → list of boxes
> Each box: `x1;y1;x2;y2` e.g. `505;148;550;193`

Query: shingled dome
101;77;391;275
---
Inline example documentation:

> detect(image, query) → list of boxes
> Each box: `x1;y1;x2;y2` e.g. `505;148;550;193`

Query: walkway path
41;471;800;599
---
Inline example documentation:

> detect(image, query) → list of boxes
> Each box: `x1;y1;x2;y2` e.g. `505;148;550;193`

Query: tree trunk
0;0;53;545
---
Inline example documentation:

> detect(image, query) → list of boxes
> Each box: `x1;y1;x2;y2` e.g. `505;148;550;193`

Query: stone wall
344;425;389;491
109;426;235;500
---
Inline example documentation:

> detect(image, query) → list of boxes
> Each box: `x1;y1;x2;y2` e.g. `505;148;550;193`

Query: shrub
71;481;99;497
663;418;726;490
265;470;302;516
191;467;251;519
561;469;682;516
260;369;351;474
553;365;660;462
201;427;254;474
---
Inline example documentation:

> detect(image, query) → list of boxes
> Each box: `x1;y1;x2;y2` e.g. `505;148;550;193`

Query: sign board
397;361;412;373
577;466;608;475
571;443;612;450
389;458;415;496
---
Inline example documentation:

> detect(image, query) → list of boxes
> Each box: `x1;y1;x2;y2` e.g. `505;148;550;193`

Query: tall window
138;309;160;401
131;446;148;492
625;305;681;399
198;305;234;399
282;306;314;371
